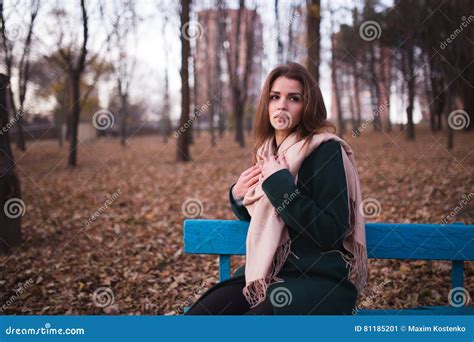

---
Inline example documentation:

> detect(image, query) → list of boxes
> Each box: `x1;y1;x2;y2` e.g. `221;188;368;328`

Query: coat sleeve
261;140;349;251
229;183;251;222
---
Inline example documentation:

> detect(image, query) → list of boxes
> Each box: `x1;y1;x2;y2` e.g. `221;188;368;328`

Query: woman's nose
277;98;288;110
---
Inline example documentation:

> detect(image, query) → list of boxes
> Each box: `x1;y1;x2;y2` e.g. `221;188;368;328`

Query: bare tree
379;45;392;132
216;0;226;137
0;74;22;254
203;10;217;146
329;6;345;137
111;2;138;146
52;0;89;166
222;0;258;147
285;2;298;63
159;7;172;143
306;0;321;82
274;0;283;64
50;1;117;165
331;32;345;137
0;0;41;151
176;0;192;162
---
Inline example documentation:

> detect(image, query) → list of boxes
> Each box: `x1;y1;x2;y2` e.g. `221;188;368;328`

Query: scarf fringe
243;237;291;308
350;241;368;294
322;241;368;295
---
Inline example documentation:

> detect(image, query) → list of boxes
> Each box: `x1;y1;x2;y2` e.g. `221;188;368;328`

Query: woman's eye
270;95;279;100
290;97;300;102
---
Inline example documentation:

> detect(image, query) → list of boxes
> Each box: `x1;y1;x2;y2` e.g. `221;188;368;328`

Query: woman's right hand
232;165;262;200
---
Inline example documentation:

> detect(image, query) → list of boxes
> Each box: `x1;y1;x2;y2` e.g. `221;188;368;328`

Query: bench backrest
184;220;473;296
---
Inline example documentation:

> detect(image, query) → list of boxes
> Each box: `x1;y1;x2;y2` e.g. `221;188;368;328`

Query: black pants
184;279;274;315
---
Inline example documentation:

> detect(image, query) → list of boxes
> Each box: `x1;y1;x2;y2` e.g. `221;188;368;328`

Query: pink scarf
241;131;368;308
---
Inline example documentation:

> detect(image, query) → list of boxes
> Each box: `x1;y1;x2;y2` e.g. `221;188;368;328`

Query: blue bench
183;220;473;314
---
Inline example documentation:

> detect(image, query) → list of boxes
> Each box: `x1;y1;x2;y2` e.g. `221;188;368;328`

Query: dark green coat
199;140;358;315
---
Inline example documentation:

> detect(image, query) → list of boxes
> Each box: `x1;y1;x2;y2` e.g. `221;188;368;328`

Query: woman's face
268;76;304;133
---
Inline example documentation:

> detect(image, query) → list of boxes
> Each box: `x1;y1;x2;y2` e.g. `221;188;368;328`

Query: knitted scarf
241;131;368;308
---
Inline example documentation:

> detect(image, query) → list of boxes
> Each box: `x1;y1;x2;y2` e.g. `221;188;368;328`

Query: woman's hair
251;62;335;164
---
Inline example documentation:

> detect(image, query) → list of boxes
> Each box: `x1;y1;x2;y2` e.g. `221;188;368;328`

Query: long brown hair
251;62;335;164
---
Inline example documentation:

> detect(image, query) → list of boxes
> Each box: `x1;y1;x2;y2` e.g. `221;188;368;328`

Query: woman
185;62;367;315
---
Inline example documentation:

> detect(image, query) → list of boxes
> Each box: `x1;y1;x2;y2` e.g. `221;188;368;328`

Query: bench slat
184;219;474;260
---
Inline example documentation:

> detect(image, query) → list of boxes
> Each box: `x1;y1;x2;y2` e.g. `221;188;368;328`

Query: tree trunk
0;74;22;254
68;73;81;166
176;0;192;162
306;0;321;83
234;103;245;147
405;42;415;141
331;33;344;137
369;43;382;132
380;45;391;132
120;95;128;146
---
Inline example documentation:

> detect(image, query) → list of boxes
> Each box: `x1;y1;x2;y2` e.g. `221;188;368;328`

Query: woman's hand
232;165;262;200
261;154;289;181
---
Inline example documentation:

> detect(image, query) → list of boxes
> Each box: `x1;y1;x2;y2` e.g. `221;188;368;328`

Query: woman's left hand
260;154;289;182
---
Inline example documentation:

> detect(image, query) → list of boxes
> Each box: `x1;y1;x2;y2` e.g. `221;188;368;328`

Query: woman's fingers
242;167;261;182
245;174;261;187
248;181;258;192
241;165;260;178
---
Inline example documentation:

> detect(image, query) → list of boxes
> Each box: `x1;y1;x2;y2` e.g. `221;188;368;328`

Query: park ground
0;126;472;314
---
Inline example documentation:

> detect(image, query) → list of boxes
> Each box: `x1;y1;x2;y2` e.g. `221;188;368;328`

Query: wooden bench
183;220;474;314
